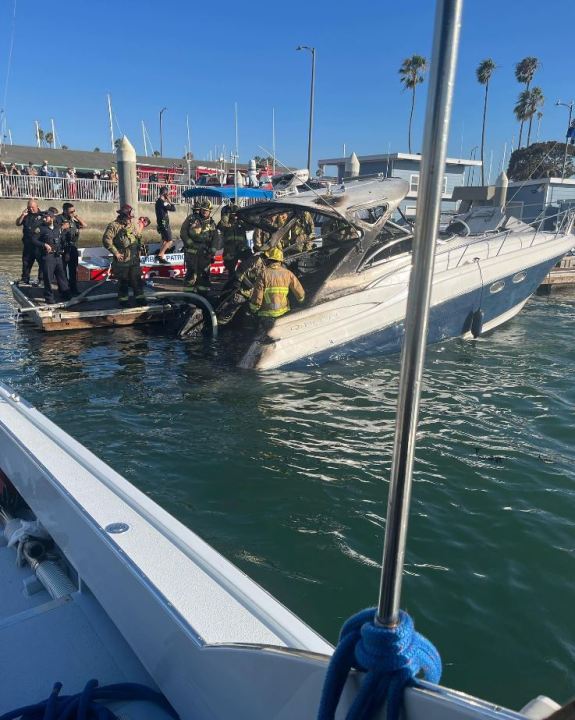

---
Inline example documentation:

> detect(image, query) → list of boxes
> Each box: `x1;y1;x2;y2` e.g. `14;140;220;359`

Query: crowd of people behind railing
0;160;193;204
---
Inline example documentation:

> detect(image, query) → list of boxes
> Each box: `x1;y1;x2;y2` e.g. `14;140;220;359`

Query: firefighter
217;203;248;278
249;246;305;330
182;200;218;293
102;204;147;307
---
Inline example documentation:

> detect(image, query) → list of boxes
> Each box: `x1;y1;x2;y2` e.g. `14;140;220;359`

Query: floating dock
10;278;207;332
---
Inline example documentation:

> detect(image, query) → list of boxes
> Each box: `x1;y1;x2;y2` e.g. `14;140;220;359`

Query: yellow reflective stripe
259;308;288;318
263;286;288;297
249;303;260;313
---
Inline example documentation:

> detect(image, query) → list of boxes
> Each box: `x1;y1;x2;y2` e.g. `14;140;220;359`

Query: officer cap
43;209;55;218
199;200;212;211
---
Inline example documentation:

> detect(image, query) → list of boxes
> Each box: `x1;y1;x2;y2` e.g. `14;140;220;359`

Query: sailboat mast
376;0;464;627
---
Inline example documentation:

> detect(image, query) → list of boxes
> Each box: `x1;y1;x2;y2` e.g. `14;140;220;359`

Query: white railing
0;174;196;205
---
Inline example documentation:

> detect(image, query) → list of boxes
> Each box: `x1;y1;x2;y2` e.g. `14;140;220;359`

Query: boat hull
240;231;574;370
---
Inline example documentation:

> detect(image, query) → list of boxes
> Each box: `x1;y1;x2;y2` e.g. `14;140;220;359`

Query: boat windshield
357;222;413;271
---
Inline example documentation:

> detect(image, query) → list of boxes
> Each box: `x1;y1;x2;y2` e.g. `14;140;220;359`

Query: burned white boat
232;178;574;370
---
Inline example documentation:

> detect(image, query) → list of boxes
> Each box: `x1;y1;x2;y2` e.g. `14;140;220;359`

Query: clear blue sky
0;0;573;174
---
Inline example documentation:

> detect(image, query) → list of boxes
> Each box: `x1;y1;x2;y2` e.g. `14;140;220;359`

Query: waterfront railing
0;175;198;205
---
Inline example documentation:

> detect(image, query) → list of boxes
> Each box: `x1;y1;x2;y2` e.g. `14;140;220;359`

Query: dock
10;278;214;332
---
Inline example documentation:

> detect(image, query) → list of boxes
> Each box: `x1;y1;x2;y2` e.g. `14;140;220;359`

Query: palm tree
476;58;496;185
399;55;428;154
37;127;45;145
514;88;545;148
535;111;543;142
514;56;540;147
45;132;54;148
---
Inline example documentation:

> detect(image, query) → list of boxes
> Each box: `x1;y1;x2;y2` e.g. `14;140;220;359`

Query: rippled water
1;250;575;709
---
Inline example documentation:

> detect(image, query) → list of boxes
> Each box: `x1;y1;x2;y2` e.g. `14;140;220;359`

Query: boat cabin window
354;205;388;225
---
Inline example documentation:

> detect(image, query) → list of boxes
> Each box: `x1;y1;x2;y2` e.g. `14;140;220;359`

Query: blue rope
317;608;442;720
0;679;180;720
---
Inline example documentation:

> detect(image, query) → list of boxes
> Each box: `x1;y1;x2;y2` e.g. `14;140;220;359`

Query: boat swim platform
10;278;218;333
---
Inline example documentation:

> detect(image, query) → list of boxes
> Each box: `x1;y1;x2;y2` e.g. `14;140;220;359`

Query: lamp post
159;107;167;157
556;100;574;180
296;45;316;176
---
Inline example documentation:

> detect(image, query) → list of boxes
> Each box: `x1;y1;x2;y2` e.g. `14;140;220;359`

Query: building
501;177;575;227
317;151;482;217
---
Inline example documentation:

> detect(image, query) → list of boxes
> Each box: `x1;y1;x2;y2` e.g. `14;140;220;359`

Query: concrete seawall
0;199;191;250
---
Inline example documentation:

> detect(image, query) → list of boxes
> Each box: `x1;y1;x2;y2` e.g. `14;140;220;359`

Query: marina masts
376;0;464;627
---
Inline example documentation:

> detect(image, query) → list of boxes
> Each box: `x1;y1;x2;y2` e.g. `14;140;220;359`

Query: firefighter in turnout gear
182;200;218;293
102;205;146;307
217;203;248;277
289;210;315;253
252;211;288;252
249;246;305;329
322;216;359;246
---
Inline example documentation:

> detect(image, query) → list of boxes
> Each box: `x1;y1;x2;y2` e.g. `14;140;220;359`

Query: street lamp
556;100;574;180
296;45;316;176
159;107;167;157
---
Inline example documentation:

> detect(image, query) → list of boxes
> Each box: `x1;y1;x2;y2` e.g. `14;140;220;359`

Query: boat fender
470;309;484;338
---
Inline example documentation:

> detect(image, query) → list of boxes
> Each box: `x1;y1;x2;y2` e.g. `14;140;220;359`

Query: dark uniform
19;210;44;284
102;219;145;305
55;213;81;295
155;195;176;245
182;203;218;293
217;205;248;277
32;219;71;304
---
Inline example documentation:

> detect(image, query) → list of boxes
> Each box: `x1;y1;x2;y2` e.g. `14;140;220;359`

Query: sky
0;0;573;175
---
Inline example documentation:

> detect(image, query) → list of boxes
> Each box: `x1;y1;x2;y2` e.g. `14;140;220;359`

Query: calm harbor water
1;249;574;709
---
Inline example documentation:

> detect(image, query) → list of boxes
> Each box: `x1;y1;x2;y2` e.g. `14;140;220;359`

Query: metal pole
234;102;239;203
272;107;276;175
35;120;40;148
297;46;316;175
50;118;57;148
142;121;148;157
107;94;114;152
376;0;463;628
560;102;573;180
159;107;167;157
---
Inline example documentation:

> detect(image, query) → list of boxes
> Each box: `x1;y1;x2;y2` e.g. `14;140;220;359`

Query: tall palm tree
399;55;428;154
526;88;544;145
476;58;496;185
514;87;545;148
45;132;54;148
514;56;540;147
536;111;543;142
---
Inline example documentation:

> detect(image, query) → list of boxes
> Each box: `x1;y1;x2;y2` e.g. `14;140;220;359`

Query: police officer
55;203;87;296
182;200;218;293
102;205;147;307
32;209;71;305
155;185;176;263
16;199;44;285
217;203;248;278
249;246;305;330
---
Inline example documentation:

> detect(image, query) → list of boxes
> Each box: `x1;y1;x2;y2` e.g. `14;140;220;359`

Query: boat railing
444;206;574;270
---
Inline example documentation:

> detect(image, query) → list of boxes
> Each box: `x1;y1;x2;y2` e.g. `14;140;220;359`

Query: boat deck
11;278;221;332
0;539;173;717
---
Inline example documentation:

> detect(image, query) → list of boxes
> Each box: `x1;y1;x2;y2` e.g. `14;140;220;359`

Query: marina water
1;250;574;709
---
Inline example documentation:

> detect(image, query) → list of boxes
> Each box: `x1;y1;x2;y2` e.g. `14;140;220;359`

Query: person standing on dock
55;203;87;296
16;199;44;286
155;186;176;263
102;204;147;308
33;209;71;305
182;200;218;294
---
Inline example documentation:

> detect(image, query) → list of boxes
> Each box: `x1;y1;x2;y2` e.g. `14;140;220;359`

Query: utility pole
296;45;316;175
556;100;574;180
159;107;167;157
